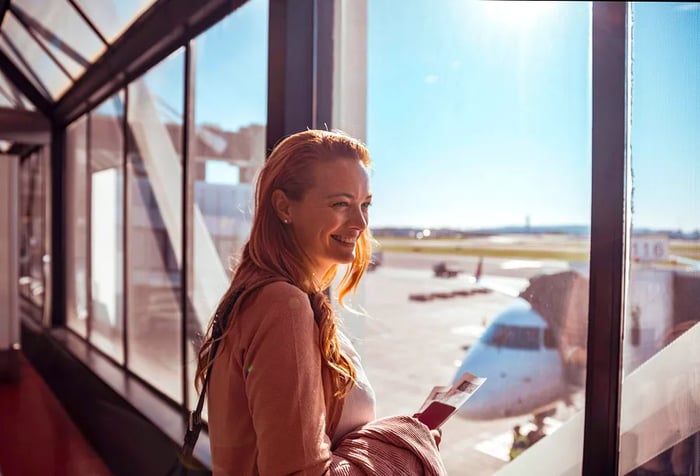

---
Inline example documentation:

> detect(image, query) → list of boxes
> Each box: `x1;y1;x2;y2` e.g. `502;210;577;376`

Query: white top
331;330;377;446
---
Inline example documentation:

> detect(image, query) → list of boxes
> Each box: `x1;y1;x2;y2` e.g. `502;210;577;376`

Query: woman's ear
271;189;292;223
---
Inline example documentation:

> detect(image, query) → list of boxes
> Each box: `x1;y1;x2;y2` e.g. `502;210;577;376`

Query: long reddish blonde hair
195;129;372;398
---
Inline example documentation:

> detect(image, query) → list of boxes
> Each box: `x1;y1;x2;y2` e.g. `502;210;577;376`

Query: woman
196;130;445;475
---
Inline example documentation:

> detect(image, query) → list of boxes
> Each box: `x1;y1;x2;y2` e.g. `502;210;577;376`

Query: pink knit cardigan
329;416;448;475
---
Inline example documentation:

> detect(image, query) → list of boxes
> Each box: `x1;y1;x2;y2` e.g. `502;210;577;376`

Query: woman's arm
240;282;445;475
241;282;333;475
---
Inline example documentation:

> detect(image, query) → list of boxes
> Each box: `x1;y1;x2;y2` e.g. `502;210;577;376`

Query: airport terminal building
0;2;698;475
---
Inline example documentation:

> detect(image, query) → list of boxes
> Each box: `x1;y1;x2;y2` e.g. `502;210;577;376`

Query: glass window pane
620;4;700;475
89;92;125;363
0;70;34;110
2;13;71;98
29;30;85;80
126;49;184;403
66;116;89;337
343;2;592;473
187;0;269;412
18;148;48;311
14;0;105;72
0;33;50;99
0;78;11;108
73;0;157;44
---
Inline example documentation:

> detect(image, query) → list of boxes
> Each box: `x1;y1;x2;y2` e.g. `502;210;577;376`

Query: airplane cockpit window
482;324;541;350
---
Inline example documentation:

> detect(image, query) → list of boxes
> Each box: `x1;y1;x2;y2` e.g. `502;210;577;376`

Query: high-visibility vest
509;434;529;460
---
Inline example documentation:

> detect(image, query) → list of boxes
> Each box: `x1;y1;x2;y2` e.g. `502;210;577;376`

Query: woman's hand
412;413;442;448
430;428;442;448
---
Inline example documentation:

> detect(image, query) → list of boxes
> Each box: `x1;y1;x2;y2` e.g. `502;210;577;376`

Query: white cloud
677;3;700;11
424;74;439;84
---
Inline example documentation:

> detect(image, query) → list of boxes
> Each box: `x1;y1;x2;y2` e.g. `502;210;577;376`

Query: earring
283;218;290;224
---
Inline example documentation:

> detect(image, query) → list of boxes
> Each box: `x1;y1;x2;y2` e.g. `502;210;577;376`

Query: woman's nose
350;206;368;230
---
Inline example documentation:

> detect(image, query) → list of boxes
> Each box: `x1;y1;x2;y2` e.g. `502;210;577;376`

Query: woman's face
286;158;372;278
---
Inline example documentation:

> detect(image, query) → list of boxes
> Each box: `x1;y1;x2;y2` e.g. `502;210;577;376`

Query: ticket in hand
415;372;486;430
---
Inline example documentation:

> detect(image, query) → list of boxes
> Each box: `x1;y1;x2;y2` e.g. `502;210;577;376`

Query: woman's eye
332;202;350;208
361;202;372;210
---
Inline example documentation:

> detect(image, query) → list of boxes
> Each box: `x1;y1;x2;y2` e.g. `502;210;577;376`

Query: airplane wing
474;275;529;297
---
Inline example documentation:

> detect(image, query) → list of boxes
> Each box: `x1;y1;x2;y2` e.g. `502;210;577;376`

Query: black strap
181;288;243;459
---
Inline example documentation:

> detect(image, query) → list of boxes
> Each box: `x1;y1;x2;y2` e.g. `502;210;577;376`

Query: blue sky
194;0;699;232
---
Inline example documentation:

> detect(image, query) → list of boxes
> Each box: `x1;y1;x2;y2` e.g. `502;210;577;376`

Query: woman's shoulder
242;281;314;321
256;281;309;304
235;281;318;346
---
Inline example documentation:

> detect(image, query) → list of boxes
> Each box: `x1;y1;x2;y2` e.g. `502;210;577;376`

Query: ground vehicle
368;250;383;271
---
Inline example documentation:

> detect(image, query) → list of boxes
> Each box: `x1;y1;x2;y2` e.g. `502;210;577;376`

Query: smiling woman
195;129;445;475
272;157;372;279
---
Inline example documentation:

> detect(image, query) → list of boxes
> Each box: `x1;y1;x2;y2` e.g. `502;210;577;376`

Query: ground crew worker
509;425;529;460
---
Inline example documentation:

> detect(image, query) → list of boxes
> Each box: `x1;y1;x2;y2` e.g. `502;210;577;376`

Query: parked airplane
453;260;700;422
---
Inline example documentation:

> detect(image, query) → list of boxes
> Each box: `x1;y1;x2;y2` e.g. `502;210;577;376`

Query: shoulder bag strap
181;288;243;458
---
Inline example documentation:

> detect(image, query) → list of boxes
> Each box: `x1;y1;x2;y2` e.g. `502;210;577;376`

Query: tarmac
339;252;583;475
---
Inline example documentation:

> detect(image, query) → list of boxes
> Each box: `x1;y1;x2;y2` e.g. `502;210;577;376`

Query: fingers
431;429;442;448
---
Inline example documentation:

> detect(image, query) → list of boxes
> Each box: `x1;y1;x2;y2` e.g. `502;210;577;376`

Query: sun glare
482;1;552;29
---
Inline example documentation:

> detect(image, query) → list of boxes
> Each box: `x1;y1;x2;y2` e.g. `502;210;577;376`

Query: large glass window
354;2;592;472
620;4;700;475
187;0;269;411
66;116;89;337
89;93;125;363
18;148;49;312
126;49;184;402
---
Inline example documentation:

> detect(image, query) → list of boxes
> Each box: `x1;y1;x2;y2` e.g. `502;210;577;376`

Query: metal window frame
122;86;129;369
266;0;335;151
182;40;195;409
0;48;52;116
0;0;8;26
85;111;93;341
65;0;110;48
583;2;629;475
54;0;248;127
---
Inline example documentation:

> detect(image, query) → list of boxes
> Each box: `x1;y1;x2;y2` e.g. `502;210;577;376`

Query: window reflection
18;148;48;312
187;0;268;411
89;93;125;363
621;3;700;475
126;49;184;402
66;116;89;337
